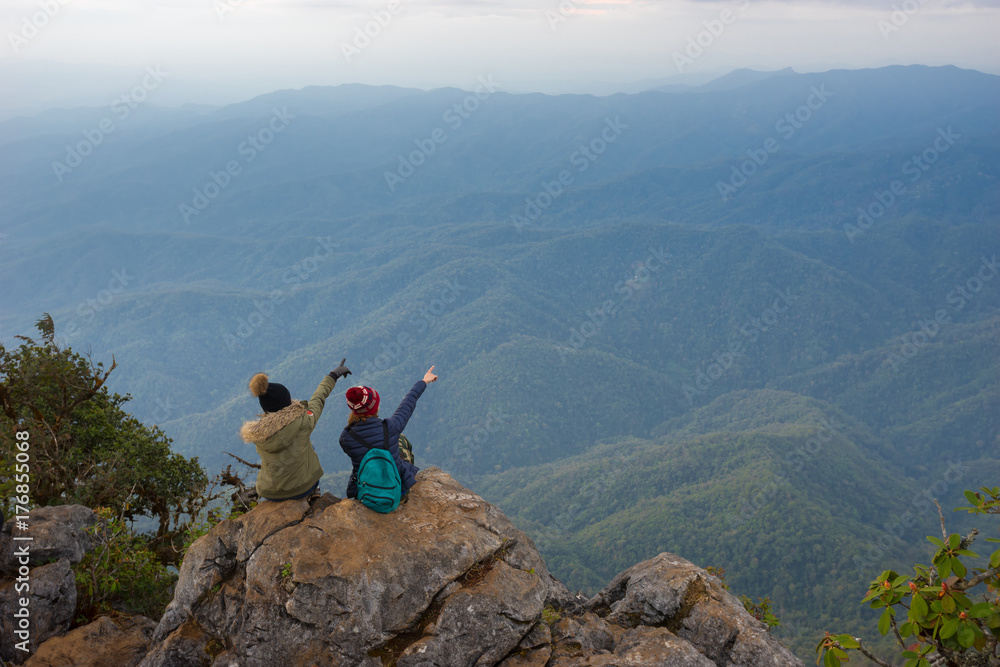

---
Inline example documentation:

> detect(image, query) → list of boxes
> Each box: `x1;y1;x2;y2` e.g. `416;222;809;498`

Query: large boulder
586;552;802;666
151;468;570;666
0;559;77;663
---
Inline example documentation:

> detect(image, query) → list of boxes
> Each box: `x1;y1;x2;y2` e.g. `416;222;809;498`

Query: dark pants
263;482;318;502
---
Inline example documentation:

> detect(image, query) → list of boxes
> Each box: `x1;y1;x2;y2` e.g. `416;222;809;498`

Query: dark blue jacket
339;380;426;499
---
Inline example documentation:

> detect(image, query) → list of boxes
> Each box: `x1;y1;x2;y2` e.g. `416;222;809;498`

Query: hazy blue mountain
1;64;997;661
650;66;798;93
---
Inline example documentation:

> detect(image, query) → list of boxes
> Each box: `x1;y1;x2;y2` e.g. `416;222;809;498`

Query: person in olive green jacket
239;359;351;501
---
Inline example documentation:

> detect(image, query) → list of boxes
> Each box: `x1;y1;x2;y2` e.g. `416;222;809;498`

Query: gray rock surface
397;561;546;666
138;619;215;667
151;468;569;666
121;469;803;667
586;553;803;666
551;612;617;658
0;559;76;663
0;506;100;573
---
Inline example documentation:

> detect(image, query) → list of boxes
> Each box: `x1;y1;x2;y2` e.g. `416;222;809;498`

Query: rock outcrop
143;468;801;666
0;505;101;575
22;615;157;667
20;469;803;666
0;505;103;664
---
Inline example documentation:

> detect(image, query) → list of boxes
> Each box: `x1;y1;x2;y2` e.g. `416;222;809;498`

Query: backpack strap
347;420;390;451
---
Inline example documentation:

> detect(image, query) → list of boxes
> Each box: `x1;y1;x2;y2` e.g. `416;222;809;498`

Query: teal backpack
349;421;402;513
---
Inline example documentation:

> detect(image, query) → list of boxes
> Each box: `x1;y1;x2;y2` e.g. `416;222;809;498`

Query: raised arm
385;366;437;436
306;358;352;429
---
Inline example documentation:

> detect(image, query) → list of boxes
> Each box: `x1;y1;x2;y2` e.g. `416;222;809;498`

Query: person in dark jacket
339;366;437;499
240;359;351;501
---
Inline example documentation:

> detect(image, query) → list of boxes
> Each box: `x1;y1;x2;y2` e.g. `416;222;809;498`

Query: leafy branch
817;486;1000;667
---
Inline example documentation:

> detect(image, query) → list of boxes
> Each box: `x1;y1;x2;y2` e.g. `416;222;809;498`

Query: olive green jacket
239;375;338;499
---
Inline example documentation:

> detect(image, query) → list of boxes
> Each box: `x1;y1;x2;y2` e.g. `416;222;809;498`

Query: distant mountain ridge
649;66;798;93
0;64;997;662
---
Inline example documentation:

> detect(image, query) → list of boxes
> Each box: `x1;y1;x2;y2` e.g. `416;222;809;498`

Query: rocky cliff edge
14;468;803;667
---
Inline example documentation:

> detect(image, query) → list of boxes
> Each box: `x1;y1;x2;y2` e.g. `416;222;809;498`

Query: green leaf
838;637;859;649
969;602;994;618
910;595;929;620
938;558;953;579
948;534;961;550
927;536;945;548
957;623;976;648
951;557;967;578
939;617;960;638
879;608;892;635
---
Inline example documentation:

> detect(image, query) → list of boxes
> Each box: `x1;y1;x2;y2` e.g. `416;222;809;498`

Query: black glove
329;358;351;380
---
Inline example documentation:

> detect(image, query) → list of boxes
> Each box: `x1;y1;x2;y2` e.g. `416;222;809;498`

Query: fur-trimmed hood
240;400;308;443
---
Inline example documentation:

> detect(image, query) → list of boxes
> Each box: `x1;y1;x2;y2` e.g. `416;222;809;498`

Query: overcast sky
1;0;998;109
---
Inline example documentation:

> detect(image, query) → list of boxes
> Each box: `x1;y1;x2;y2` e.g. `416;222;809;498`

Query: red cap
345;386;380;416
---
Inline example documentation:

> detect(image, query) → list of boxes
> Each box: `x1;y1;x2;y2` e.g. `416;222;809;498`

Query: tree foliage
0;315;207;538
818;486;1000;667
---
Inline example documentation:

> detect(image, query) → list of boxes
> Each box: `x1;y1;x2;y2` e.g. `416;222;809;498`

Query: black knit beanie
248;373;292;413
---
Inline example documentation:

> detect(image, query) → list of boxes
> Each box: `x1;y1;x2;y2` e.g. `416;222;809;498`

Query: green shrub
73;508;176;623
